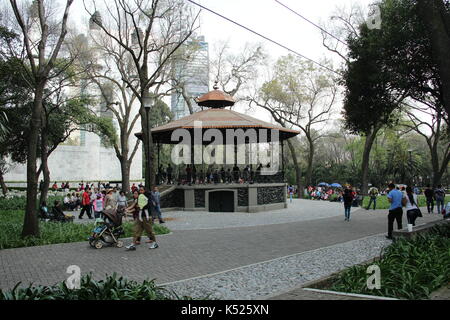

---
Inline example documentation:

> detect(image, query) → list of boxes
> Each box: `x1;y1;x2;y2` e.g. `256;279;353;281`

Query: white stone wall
4;131;142;182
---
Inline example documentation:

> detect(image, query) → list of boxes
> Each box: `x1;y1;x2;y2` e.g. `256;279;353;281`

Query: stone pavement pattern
0;200;444;299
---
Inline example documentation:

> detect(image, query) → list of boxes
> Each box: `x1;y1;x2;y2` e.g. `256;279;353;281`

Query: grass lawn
325;224;450;300
362;195;449;210
0;210;170;250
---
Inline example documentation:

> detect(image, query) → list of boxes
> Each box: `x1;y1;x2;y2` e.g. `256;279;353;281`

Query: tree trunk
305;136;314;186
140;105;155;189
0;170;8;196
431;149;450;188
417;0;450;124
287;139;303;199
121;160;131;195
361;128;379;196
22;84;45;238
39;127;50;207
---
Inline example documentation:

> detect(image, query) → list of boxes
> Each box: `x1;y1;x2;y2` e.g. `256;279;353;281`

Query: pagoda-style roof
136;84;300;144
196;88;235;108
136;108;300;144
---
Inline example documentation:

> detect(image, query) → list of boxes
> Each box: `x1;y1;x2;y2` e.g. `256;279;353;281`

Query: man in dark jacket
424;184;435;214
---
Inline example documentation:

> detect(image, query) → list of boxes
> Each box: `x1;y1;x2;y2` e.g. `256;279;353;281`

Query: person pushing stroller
125;186;159;250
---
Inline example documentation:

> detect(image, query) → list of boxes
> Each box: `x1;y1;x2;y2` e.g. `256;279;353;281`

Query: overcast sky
69;0;376;126
196;0;373;64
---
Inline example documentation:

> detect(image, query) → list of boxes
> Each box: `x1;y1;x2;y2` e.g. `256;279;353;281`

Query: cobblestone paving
0;202;443;297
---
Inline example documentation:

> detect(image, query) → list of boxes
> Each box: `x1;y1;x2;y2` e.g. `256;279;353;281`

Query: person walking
151;186;165;224
288;185;294;203
405;186;422;227
104;189;117;210
366;186;379;210
386;183;406;240
117;191;127;209
434;185;446;215
125;187;158;250
79;189;93;219
424;184;435;214
93;194;104;219
343;188;354;221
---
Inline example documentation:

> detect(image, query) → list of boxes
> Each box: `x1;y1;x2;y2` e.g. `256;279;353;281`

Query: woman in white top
405;186;421;226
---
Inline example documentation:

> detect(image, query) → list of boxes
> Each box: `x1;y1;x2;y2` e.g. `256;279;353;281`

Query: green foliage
342;23;401;135
0;273;196;300
328;224;450;299
0;195;63;211
0;210;170;250
362;195;450;210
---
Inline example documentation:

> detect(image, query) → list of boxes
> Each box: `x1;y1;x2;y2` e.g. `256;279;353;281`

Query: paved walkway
71;199;344;230
0;201;443;299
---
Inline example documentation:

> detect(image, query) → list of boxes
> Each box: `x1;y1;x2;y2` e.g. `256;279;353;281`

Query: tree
402;102;450;186
212;41;267;100
416;0;450;125
83;0;200;188
6;0;75;237
340;2;421;194
249;54;337;187
81;35;142;194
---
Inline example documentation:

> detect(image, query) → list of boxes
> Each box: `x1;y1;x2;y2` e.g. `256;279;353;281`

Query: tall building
171;36;210;120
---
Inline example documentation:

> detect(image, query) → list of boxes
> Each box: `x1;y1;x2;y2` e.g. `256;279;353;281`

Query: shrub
0;195;64;211
0;210;170;250
327;224;450;299
0;273;195;300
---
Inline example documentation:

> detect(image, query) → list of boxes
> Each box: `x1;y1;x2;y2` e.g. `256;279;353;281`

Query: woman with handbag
405;186;422;226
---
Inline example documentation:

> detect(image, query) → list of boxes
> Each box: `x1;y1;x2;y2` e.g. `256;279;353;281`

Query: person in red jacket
79;189;93;219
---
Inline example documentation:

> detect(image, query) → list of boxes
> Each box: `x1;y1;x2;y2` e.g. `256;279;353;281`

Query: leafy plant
327;224;450;299
0;210;170;250
0;273;196;300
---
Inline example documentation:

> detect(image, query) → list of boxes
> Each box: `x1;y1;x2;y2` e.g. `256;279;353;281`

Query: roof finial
213;80;219;90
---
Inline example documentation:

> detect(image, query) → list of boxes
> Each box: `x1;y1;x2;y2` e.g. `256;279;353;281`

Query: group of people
341;183;448;239
423;184;447;215
157;163;273;186
49;181;119;193
51;185;165;226
61;188;126;219
39;200;74;223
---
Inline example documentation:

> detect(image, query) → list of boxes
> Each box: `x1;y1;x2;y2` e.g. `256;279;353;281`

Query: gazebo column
281;139;285;177
157;141;161;185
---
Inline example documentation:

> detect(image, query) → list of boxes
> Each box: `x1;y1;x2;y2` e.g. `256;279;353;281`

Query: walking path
0;200;443;299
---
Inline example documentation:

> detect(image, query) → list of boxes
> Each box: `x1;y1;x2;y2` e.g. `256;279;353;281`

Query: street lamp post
143;91;152;188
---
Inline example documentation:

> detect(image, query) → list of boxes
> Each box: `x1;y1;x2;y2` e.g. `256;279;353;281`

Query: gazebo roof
196;88;235;108
136;108;300;144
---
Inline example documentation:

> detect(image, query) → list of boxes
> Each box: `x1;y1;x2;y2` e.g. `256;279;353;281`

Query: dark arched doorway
209;191;234;212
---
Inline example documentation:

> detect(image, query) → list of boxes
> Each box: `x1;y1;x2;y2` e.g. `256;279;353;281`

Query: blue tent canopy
330;183;342;188
317;182;329;187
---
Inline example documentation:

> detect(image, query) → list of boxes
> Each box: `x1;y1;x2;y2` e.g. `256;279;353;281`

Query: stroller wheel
115;240;124;248
94;241;103;249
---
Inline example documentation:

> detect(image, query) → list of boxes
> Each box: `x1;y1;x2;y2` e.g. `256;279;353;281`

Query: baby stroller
88;207;125;249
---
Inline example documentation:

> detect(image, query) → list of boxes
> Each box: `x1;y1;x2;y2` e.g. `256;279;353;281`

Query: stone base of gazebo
160;183;287;213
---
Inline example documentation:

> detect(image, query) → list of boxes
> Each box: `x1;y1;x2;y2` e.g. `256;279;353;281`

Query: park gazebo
136;84;300;212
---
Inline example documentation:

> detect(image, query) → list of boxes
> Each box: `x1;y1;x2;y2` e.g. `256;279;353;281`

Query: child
93;194;104;219
137;189;150;221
